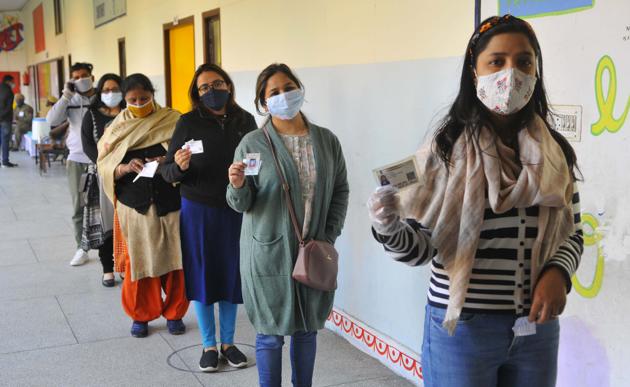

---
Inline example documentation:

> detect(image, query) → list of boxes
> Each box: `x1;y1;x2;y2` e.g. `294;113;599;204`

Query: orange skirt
114;201;189;322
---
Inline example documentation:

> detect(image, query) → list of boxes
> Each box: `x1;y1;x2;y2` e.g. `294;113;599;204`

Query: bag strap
262;127;304;245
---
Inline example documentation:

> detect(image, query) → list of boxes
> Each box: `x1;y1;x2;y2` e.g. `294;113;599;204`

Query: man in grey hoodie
47;62;97;266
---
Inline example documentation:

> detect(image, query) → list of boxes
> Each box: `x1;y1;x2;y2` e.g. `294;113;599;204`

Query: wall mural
0;14;24;53
498;0;594;18
591;55;630;136
572;213;605;298
574;53;630;299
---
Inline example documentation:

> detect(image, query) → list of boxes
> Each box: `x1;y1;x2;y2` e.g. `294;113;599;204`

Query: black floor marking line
166;342;257;374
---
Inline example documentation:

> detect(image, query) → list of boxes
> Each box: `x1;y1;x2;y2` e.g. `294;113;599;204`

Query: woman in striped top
368;15;583;387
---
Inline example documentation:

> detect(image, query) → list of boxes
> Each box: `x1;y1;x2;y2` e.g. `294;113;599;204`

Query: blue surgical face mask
266;89;304;120
101;91;123;108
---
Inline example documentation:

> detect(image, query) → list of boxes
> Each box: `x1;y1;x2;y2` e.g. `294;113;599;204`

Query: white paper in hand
133;160;159;183
512;317;536;337
182;139;204;154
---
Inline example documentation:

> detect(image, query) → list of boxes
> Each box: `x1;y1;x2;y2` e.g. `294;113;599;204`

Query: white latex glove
367;185;404;235
62;81;75;101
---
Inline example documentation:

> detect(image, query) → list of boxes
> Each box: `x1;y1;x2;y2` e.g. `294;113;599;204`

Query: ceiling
0;0;29;12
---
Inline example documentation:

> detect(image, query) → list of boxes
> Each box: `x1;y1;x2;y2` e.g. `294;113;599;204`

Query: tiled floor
0;151;412;387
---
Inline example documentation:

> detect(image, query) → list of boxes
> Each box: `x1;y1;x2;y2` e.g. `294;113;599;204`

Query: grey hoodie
46;92;95;163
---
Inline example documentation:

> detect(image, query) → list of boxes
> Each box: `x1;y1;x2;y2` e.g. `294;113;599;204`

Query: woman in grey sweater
227;63;349;387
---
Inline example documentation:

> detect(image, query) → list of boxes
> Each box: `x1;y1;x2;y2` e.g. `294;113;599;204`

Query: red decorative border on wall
327;309;423;382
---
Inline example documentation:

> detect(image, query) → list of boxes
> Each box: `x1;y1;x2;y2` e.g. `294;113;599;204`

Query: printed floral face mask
476;67;537;115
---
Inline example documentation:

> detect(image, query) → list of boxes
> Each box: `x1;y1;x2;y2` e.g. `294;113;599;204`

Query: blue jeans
421;304;559;387
256;331;317;387
0;120;11;164
193;300;238;348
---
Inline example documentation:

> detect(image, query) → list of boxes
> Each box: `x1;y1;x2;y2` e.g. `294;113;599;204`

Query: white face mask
266;89;304;120
74;77;93;93
475;68;537;115
101;91;123;108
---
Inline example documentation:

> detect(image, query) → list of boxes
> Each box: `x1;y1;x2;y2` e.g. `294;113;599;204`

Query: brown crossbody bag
262;127;338;291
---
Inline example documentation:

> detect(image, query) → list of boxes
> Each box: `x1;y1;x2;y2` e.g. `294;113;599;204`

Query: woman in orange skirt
98;73;189;337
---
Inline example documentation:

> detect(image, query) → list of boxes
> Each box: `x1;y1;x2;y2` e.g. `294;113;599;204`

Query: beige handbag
262;127;338;291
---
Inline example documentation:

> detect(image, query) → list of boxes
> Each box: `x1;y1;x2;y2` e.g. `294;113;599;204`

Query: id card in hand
372;156;423;190
182;139;204;154
244;153;262;176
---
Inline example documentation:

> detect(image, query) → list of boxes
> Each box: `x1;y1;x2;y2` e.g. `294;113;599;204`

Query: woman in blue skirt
162;64;257;372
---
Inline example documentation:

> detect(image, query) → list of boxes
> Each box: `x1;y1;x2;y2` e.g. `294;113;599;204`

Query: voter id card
182;139;204;154
244;153;262;176
372;156;423;190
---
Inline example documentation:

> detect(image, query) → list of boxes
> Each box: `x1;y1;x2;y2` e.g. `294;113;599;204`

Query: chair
37;139;68;175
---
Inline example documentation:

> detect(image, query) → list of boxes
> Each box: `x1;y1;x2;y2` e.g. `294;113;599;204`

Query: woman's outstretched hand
367;185;403;235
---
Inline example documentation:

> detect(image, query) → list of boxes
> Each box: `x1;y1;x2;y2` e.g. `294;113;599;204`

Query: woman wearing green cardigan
227;63;349;387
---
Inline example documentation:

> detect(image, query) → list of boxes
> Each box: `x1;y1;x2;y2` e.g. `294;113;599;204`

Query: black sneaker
199;349;219;372
2;162;17;168
130;321;148;338
167;319;186;335
220;345;248;368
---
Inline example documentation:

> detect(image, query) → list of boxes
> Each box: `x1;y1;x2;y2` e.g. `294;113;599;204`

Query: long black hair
188;63;239;111
92;73;126;109
433;14;578;178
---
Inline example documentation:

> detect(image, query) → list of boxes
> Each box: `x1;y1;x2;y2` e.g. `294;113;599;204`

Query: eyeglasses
198;80;227;94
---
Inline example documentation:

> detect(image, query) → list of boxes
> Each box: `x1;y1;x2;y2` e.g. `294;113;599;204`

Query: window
203;10;221;66
118;38;126;78
54;0;63;35
93;0;127;28
96;4;105;19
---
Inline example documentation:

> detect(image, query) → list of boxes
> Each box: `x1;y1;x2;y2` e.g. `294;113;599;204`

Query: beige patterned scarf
400;115;575;335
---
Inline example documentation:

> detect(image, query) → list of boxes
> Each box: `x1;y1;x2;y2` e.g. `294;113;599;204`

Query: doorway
163;16;195;113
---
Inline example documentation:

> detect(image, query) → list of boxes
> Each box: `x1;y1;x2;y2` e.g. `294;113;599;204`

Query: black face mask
200;89;230;111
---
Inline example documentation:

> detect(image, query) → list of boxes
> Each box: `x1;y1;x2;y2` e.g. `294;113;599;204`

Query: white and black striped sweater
372;188;583;315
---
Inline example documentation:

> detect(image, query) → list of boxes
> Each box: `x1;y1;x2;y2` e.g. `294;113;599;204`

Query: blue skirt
180;198;243;305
